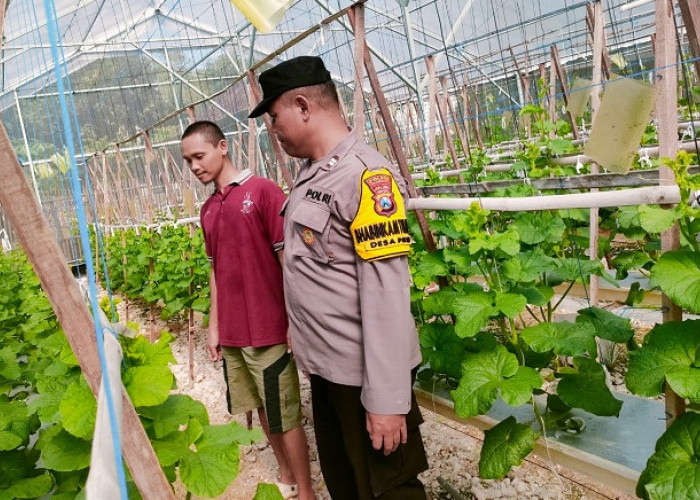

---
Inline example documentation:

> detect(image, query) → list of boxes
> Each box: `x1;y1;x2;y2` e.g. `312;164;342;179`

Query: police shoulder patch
350;168;411;261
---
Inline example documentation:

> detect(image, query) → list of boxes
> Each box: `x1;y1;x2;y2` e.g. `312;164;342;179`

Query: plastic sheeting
567;77;593;119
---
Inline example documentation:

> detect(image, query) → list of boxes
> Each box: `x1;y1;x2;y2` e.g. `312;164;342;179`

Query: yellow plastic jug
230;0;294;33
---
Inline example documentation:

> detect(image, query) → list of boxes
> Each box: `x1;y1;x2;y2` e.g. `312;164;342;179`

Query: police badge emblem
363;172;397;217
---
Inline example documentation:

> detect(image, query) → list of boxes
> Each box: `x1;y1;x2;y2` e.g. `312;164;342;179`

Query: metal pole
14;90;42;207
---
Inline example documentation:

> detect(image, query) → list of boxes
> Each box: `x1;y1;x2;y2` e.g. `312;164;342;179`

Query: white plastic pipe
407;185;680;212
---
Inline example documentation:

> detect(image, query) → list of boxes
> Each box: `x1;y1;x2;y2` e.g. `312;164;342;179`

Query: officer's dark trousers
310;374;428;499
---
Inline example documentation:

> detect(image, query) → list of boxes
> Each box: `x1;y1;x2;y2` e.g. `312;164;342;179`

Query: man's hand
206;327;221;361
286;330;292;354
366;412;407;456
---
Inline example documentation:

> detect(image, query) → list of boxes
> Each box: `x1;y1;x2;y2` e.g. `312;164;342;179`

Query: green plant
0;250;259;498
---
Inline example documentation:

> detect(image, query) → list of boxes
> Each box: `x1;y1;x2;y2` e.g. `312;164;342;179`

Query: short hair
277;81;339;110
181;121;225;146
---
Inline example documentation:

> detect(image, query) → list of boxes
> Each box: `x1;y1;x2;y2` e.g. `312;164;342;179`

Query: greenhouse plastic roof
2;0;659;105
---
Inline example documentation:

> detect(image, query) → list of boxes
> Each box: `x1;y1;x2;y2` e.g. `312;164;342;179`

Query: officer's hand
286;330;292;354
206;328;221;362
366;412;407;456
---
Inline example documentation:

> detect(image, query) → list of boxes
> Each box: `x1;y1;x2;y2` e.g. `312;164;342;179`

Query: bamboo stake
444;78;470;158
352;2;366;135
348;6;440;258
655;0;686;426
0;121;174;499
679;0;700;83
550;45;581;140
142;132;155;223
463;79;484;149
425;55;438;159
435;79;462;176
185;108;197;382
247;70;293;189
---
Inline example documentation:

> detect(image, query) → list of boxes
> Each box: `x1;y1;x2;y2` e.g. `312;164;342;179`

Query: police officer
250;56;428;499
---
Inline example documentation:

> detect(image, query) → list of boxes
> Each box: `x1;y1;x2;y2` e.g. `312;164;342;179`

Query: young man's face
268;96;308;158
181;133;227;185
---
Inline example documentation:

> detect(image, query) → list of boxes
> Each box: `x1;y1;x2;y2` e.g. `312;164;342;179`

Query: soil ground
116;298;637;500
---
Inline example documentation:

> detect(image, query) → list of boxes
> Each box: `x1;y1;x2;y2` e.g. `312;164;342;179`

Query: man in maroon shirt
181;121;314;500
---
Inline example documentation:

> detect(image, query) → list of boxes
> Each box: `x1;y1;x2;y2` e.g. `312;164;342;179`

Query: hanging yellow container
229;0;294;33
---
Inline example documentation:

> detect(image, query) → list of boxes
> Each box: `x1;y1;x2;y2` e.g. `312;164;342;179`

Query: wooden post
247;70;294;189
425;55;438;159
548;56;558;127
347;8;440;258
550;45;581;139
463;80;484;149
435;79;462;174
142;132;155;223
407;99;426;159
443;77;470;158
115;144;146;223
185;110;197;382
244;82;259;175
586;2;612;78
656;0;686;426
0;122;175;498
351;2;366;136
678;0;700;84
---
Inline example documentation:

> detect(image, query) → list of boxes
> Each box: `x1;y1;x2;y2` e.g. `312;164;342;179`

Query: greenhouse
1;0;699;498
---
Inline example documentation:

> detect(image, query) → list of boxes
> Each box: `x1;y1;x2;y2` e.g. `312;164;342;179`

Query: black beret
248;56;332;118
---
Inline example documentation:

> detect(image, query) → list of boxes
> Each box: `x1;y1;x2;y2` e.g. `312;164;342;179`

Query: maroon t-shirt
200;173;288;347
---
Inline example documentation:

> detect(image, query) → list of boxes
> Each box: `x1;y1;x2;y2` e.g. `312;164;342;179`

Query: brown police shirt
282;131;421;415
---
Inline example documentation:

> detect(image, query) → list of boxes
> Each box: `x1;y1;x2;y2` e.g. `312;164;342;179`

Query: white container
230;0;294;33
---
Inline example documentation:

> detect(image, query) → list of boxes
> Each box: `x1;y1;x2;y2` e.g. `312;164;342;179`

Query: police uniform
282;131;428;499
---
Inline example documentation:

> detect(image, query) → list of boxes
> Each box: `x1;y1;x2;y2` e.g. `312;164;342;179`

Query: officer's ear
293;95;311;119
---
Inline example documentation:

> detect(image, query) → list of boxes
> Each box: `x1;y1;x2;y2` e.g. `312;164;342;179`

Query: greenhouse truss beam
312;0;418;94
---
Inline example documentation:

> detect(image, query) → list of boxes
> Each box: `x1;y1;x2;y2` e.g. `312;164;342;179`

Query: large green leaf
60;379;96;440
479;416;538;479
513;285;555;306
451;345;541;417
413;251;449;289
453;292;496;338
495;292;527;318
0;347;20;380
139;394;209;438
637;412;700;499
575;307;634;343
650;251;700;313
521;321;597;357
41;429;91;471
196;422;263;449
626;320;700;401
254;483;285;500
421;289;458;317
556;357;622;416
638;205;681;234
152;430;189;466
123;366;173;407
469;226;520;256
443;247;475;275
0;399;33;451
179;445;240;498
502;250;554;283
0;472;52;500
419;323;469;380
513;212;565;245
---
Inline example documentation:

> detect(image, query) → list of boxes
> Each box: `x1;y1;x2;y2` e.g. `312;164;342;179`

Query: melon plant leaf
179;445;239;498
41;429;91;471
60;379;96;440
637;412;700;499
513;285;554;306
443;247;474;275
0;347;20;380
626;320;700;401
502;250;553;283
638;205;681;234
513;212;565;245
451;345;539;417
453;292;495;338
196;422;262;449
0;472;53;500
495;292;527;318
610;251;652;280
556;357;622;416
151;430;189;466
419;323;468;380
421;289;458;317
123;366;173;407
575;307;634;343
139;394;210;438
650;251;700;314
479;416;538;479
521;321;597;357
413;251;450;289
0;399;33;451
254;483;285;500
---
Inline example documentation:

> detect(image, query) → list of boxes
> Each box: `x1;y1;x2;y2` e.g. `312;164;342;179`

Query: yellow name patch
351;168;411;261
